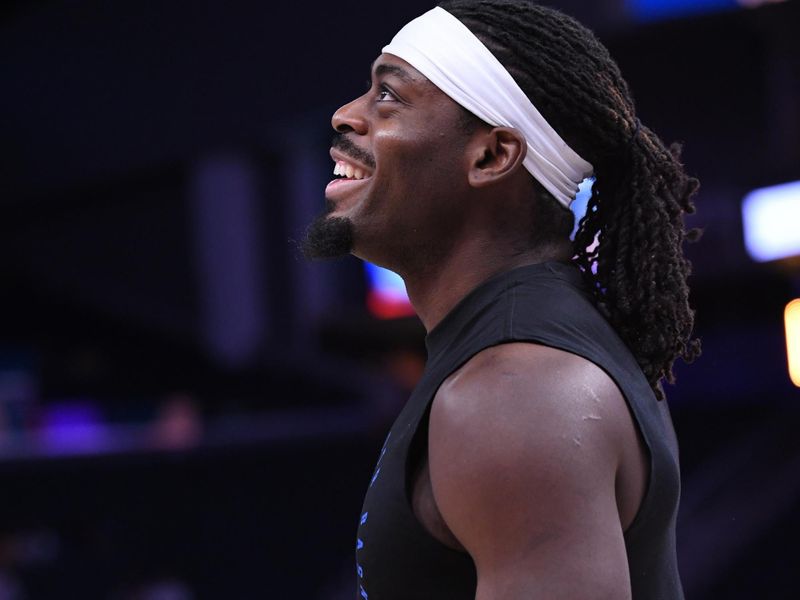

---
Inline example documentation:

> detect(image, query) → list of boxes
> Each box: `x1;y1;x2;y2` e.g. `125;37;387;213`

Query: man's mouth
325;146;374;205
333;160;370;181
325;156;373;203
329;146;374;180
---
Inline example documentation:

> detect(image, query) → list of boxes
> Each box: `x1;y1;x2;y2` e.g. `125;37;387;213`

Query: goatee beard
301;202;355;260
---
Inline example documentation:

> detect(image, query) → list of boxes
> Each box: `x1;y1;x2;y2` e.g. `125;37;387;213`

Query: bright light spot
742;180;800;262
365;263;414;319
570;177;594;241
786;299;800;388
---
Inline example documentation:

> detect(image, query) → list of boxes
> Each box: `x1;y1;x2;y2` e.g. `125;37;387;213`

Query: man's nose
331;96;368;135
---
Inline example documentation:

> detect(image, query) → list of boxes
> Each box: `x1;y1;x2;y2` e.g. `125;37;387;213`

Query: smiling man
302;1;699;599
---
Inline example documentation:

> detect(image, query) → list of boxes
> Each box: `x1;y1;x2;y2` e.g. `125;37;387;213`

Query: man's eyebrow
371;61;421;85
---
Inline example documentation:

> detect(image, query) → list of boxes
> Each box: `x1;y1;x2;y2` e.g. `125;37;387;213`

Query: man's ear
466;127;528;188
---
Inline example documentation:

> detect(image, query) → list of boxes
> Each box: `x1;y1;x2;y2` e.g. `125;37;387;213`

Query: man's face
302;53;476;270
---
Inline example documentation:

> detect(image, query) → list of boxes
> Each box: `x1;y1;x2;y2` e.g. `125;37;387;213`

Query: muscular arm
428;343;641;600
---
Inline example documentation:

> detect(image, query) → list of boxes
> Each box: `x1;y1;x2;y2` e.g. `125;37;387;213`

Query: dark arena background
1;0;799;598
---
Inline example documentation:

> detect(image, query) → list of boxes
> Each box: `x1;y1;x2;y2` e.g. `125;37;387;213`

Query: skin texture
327;53;649;599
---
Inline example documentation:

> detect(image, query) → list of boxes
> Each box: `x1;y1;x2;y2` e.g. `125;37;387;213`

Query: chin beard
301;203;355;260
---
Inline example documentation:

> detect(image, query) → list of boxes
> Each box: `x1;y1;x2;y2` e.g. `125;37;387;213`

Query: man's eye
376;85;397;102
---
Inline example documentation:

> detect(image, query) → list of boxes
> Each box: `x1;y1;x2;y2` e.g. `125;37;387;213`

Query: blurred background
1;0;799;597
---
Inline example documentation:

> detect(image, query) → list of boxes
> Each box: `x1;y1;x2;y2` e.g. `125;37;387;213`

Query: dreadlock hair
439;0;701;399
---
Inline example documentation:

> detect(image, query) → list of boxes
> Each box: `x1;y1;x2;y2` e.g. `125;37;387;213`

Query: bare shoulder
428;342;634;599
433;342;631;454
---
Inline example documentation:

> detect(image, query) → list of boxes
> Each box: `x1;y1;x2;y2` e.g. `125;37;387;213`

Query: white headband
382;6;593;208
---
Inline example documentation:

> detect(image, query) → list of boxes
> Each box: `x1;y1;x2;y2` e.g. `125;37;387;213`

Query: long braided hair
440;0;701;399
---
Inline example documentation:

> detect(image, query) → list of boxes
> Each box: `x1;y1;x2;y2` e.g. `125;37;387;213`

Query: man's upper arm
428;342;632;600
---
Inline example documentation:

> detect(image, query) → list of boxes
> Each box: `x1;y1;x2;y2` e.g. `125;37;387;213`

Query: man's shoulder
428;341;639;502
433;341;629;443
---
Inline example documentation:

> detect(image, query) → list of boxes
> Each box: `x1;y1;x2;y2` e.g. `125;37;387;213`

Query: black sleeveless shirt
355;261;684;600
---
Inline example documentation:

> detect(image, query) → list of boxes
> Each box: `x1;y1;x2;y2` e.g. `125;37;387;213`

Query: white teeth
333;159;369;180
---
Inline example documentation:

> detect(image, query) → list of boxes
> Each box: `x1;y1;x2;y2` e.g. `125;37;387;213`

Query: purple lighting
37;401;108;455
627;0;737;21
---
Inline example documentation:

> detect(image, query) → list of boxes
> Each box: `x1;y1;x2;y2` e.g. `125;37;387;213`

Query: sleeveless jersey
355;261;684;600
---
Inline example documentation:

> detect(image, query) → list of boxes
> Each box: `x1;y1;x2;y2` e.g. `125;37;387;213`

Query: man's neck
402;242;569;332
